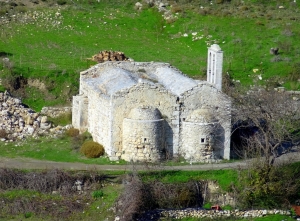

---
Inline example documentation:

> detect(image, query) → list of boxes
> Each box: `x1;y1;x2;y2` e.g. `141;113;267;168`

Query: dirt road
1;151;300;171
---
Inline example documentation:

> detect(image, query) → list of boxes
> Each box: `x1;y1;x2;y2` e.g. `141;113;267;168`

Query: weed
222;205;233;210
92;190;104;199
57;0;67;5
203;202;212;209
24;212;33;218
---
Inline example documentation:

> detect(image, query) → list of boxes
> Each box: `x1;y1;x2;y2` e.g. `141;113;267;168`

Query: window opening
141;137;149;144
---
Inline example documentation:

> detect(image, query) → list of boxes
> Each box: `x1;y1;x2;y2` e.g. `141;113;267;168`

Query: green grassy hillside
0;0;299;110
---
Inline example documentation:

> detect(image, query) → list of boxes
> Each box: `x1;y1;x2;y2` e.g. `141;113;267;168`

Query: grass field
0;135;127;165
0;1;300;220
0;0;300;110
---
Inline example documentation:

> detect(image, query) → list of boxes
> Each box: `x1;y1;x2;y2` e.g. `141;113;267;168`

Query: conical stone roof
127;106;162;120
186;108;217;123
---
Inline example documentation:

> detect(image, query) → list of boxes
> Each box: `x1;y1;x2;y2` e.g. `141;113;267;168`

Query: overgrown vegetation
0;168;111;220
116;174;203;220
236;161;300;209
0;0;299;110
229;87;300;210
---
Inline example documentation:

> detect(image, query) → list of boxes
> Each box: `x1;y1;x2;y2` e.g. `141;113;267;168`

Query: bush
0;129;7;139
236;163;300;209
92;190;104;199
24;212;33;218
80;141;104;158
65;128;79;137
57;0;67;5
203;202;212;209
171;5;183;13
116;176;201;220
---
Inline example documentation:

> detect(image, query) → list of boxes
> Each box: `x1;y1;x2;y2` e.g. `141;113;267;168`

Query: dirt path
1;150;300;171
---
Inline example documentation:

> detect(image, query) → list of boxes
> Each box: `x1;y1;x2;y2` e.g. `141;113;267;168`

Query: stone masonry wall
182;122;218;162
74;61;231;161
72;95;88;131
112;83;178;159
180;83;231;160
86;85;111;153
122;118;164;162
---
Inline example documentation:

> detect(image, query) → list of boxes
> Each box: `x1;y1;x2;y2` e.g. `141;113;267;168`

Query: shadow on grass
0;51;13;57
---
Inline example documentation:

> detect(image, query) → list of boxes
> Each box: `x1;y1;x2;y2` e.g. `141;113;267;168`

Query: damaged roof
81;61;200;96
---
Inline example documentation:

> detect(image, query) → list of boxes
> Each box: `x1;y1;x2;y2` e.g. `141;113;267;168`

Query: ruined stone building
72;44;231;162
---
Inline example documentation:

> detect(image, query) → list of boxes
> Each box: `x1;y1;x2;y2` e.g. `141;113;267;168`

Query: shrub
0;129;7;139
15;6;27;13
65;128;79;137
236;163;300;209
92;190;104;199
116;176;201;220
24;212;33;218
288;62;300;81
57;0;66;5
171;5;183;13
203;202;212;209
80;141;104;158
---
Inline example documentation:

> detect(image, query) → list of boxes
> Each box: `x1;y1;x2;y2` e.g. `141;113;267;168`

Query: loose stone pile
135;0;178;22
160;208;291;220
91;50;130;63
0;91;71;141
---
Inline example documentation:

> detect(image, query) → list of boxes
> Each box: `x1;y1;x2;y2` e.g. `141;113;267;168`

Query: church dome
186;108;217;123
127;106;162;120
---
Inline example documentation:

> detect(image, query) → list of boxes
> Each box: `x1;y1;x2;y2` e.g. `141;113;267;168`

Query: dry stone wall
159;208;291;220
41;106;71;118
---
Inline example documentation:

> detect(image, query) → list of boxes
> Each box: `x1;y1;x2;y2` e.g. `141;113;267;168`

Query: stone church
72;44;231;162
